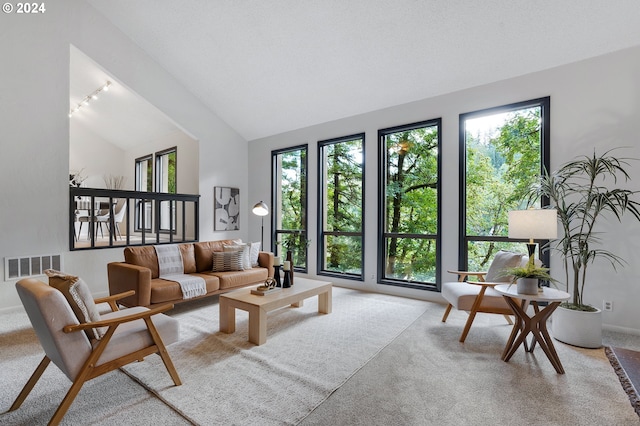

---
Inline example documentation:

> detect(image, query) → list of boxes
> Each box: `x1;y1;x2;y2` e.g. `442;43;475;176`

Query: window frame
155;146;177;234
317;133;365;281
458;96;551;271
134;154;153;232
271;144;309;272
377;118;442;291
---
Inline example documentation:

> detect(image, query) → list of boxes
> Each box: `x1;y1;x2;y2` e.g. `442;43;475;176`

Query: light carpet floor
1;286;639;425
120;287;428;425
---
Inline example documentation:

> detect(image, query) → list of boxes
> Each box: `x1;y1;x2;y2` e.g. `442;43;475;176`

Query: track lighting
69;81;111;118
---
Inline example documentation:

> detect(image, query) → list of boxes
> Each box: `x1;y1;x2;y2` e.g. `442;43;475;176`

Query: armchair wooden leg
9;356;50;411
144;317;182;386
503;314;514;325
441;304;453;322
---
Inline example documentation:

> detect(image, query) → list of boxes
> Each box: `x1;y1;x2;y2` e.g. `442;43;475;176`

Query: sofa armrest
107;262;152;307
258;251;274;278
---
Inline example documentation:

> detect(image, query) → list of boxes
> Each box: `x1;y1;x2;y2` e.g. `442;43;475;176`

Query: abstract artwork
214;187;240;231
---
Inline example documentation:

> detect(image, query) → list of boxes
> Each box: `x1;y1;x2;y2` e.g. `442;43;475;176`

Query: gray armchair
9;278;181;425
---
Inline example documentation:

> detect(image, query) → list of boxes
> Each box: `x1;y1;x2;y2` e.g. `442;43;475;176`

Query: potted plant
527;149;640;347
501;261;557;295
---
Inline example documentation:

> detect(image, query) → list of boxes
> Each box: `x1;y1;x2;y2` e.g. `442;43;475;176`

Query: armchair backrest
16;279;93;381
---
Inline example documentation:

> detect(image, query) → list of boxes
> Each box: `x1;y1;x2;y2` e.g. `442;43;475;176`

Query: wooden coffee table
219;277;332;345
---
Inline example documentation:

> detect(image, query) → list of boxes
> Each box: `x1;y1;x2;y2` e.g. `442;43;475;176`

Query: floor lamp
252;201;269;250
508;209;558;265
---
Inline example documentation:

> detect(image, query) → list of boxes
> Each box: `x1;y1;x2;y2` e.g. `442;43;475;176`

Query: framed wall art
214;186;240;231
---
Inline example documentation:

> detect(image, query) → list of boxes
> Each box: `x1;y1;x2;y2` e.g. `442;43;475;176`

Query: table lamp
508;209;558;264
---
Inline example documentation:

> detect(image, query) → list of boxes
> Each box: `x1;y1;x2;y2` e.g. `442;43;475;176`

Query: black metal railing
70;187;200;250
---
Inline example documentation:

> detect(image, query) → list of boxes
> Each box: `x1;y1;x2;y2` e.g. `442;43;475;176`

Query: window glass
379;120;440;288
461;97;550;271
272;145;308;270
318;134;364;278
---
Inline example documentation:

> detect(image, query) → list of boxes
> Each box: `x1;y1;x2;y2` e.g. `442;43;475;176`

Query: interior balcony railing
70;187;200;251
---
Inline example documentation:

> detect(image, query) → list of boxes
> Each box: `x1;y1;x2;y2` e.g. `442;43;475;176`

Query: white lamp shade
508;209;558;240
252;201;269;216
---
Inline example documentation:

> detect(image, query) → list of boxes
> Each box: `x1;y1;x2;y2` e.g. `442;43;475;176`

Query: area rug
605;346;640;418
121;287;429;425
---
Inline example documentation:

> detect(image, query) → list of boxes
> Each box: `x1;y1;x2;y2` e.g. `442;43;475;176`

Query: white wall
70;121;128;189
0;0;248;310
248;45;640;334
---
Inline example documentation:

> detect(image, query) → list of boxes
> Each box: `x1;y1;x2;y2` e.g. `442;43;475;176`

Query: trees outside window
379;119;441;288
318;134;364;279
460;97;550;271
272;145;308;270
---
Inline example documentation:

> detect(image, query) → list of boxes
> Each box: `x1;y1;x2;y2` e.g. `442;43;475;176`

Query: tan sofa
107;240;274;307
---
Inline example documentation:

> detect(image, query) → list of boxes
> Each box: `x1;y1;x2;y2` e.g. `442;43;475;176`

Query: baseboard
603;323;640;336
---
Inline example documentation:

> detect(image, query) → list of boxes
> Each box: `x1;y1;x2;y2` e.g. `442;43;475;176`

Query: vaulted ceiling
86;0;640;141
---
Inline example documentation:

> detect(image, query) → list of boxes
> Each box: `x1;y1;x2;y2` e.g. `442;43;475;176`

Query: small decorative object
103;174;127;190
69;169;87;188
273;256;281;287
251;277;280;296
282;261;291;288
286;250;294;286
214;186;240;231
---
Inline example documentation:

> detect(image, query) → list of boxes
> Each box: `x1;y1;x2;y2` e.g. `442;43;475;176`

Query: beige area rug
121;287;429;425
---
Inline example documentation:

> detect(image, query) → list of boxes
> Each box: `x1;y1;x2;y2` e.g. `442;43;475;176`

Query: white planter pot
516;278;538;295
551;305;602;348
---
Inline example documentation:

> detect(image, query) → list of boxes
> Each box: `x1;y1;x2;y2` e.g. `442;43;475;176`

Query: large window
460;97;550;271
272;145;308;271
379;119;441;289
318;134;364;280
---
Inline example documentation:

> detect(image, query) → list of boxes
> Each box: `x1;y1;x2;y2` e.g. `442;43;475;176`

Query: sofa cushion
441;281;510;311
125;246;160;279
149;274;220;305
207;267;269;290
181;244;197;274
194;240;238;272
45;269;105;340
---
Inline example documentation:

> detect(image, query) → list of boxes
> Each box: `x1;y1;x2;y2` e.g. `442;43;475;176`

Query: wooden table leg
501;296;565;374
248;305;267;345
318;287;332;314
219;299;236;334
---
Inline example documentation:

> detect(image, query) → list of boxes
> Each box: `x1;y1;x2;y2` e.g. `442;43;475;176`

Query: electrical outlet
603;300;613;311
370;274;375;281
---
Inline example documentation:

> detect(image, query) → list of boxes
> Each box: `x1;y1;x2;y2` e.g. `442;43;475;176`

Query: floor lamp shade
252;201;269;250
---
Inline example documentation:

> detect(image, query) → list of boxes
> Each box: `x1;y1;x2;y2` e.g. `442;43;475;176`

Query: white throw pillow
223;243;251;269
249;242;261;267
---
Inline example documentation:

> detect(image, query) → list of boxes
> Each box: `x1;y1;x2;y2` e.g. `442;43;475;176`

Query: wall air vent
4;254;62;281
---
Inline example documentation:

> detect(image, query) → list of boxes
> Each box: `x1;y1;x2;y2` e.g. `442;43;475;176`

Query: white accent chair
9;278;181;425
441;250;525;342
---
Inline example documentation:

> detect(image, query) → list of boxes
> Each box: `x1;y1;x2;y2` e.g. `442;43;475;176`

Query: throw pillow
223;243;252;269
45;269;105;340
485;250;524;282
212;251;245;272
249;241;261;267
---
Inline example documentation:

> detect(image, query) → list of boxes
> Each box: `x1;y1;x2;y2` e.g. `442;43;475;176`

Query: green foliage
384;125;439;282
500;260;556;283
465;107;543;266
527;149;640;308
